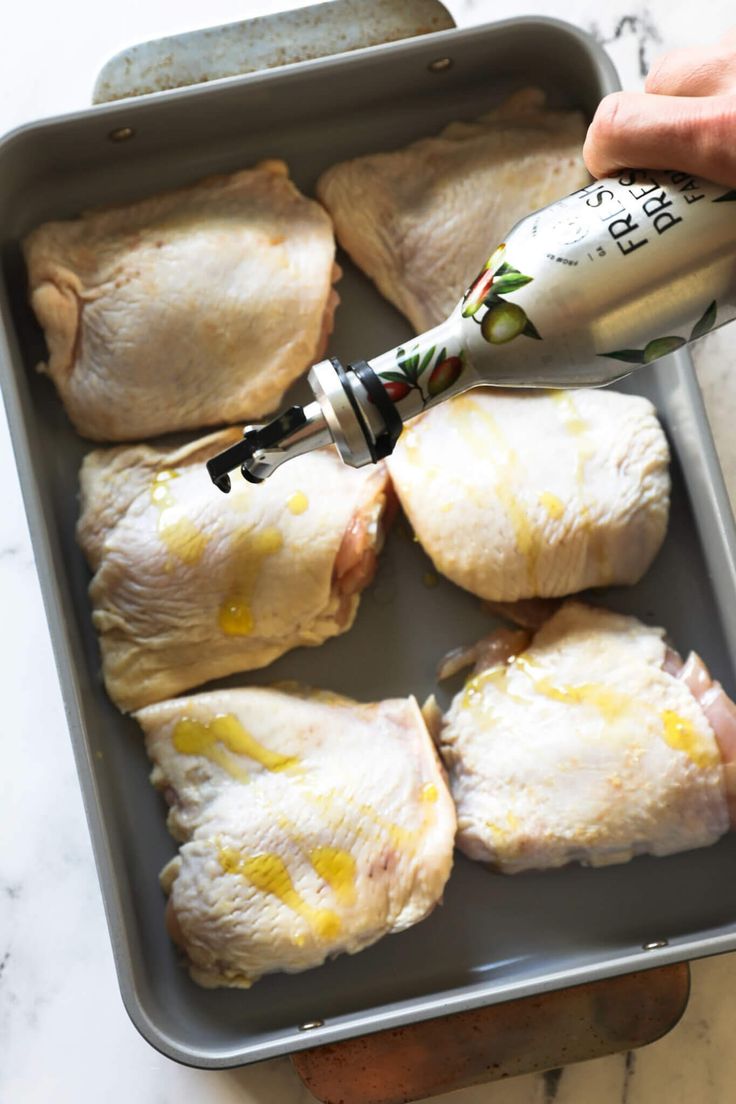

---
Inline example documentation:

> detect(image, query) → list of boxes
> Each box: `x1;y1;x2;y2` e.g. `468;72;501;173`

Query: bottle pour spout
205;403;329;490
206;358;403;491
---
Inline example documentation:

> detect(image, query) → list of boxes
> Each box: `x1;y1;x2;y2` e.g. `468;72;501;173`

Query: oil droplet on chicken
219;849;341;941
421;782;439;803
219;526;284;636
539;491;565;520
219;600;255;635
309;846;357;906
486;808;519;836
173;712;297;782
486;810;524;851
151;469;209;566
287;491;309;515
662;710;719;768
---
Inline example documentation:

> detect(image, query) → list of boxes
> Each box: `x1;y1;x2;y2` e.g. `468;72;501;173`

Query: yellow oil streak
662;710;719;769
287;491;309;515
354;798;413;849
219;849;341;941
485;810;522;844
306;784;433;853
514;655;630;722
399;426;440;481
463;654;720;772
309;847;357;906
218;526;283;635
533;678;629;722
462;652;632;725
550;391;611;580
150;470;209;566
462;664;509;709
551;390;587;438
450;396;541;589
173;713;297;782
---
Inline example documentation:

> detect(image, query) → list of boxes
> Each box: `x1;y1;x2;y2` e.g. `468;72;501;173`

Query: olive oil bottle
207;169;736;490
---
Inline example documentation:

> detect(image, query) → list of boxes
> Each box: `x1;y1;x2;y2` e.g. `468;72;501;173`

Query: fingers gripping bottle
207;170;736;491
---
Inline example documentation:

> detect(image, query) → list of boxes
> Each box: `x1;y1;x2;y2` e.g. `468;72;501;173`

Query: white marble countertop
2;2;736;1102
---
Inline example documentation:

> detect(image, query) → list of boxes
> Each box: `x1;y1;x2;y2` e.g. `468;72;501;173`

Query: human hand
583;30;736;187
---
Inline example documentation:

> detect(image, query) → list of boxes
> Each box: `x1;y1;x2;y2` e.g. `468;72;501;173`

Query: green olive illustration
480;302;527;344
642;335;687;363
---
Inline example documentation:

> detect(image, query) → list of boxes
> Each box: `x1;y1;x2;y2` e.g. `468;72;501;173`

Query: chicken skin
137;686;456;988
439;602;736;873
77;430;391;711
317;88;588;332
387;387;670;601
23;160;338;440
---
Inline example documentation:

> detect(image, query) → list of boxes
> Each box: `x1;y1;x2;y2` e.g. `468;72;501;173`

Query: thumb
583;91;736;187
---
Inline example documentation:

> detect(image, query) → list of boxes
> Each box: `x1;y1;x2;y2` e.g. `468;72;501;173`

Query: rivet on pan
643;939;669;950
298;1019;324;1031
108;126;135;142
428;57;453;73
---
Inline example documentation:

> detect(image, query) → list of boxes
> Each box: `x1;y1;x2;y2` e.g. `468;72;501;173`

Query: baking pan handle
92;0;455;104
292;963;691;1104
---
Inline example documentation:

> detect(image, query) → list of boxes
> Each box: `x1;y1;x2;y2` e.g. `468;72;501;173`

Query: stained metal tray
2;14;736;1070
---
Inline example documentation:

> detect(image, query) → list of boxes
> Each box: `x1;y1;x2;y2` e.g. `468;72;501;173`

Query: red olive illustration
427;356;463;396
383;380;412;402
462;268;495;317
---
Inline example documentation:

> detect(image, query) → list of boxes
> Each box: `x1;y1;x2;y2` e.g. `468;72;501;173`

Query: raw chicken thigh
77;429;391;711
317;88;588;332
387;388;670;601
137;685;456;988
439;602;736;873
23;160;338;440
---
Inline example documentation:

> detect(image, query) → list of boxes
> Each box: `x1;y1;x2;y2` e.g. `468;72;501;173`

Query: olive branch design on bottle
601;300;718;365
462;244;542;344
379;345;466;406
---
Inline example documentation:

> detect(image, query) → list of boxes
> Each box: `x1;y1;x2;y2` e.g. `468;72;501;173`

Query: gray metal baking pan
2;14;736;1070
